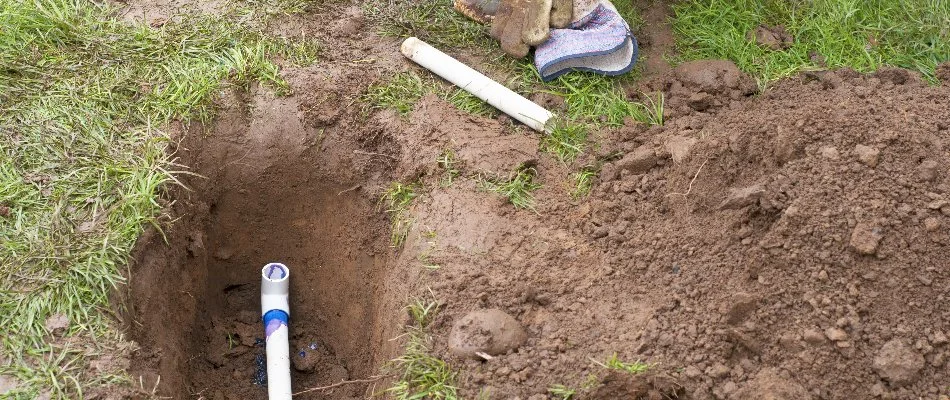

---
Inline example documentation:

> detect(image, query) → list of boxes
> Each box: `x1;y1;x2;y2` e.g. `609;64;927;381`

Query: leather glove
455;0;574;58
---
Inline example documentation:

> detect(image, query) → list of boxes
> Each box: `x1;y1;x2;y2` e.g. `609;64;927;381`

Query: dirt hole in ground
124;82;407;399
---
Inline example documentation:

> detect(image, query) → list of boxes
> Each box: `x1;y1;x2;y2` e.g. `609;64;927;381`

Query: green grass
364;0;493;51
593;353;655;374
542;119;590;163
673;0;950;84
548;384;577;400
0;0;317;396
379;182;420;247
479;167;542;211
571;168;598;200
364;0;662;164
364;71;437;116
437;149;462;187
444;88;498;117
389;296;458;399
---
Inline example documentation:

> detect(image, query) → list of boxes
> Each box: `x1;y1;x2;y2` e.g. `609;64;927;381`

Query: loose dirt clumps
448;309;528;359
748;25;794;51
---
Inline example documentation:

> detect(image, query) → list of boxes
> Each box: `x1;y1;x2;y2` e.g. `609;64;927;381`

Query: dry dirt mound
402;64;950;399
564;64;950;399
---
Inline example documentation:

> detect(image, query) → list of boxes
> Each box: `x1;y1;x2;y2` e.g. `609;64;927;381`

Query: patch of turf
593;353;654;374
437;149;462;187
364;70;499;118
672;0;950;84
364;0;493;51
571;167;598;200
480;167;542;211
548;384;577;400
444;88;498;117
0;0;317;396
542;119;590;163
364;71;437;116
389;296;458;399
379;182;420;247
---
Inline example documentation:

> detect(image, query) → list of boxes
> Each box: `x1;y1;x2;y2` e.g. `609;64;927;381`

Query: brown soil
122;2;950;400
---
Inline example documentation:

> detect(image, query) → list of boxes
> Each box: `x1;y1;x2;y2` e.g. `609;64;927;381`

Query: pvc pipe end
262;263;289;282
401;37;421;57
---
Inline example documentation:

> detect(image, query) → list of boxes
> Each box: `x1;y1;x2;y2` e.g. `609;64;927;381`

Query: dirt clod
849;221;883;255
665;136;698;163
44;314;69;336
723;292;758;325
854;144;880;167
873;339;925;386
292;349;319;373
0;374;19;395
735;368;811;400
938;62;950;83
718;185;764;210
448;309;527;359
617;145;658;175
918;159;941;182
824;327;848;342
588;371;684;399
749;25;794;50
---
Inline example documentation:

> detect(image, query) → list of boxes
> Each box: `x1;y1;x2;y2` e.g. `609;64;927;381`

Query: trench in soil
126;90;402;399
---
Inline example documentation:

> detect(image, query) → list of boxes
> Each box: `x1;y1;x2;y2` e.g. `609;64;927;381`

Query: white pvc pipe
261;263;291;400
400;37;555;132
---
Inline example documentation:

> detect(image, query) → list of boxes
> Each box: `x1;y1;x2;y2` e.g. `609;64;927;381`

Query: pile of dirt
378;62;950;399
567;63;950;399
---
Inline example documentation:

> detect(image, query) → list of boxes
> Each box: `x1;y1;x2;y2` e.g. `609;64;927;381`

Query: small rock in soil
44;313;69;336
819;146;840;160
708;362;730;379
292;349;320;372
824;327;848;342
849;221;883;255
803;328;826;346
666;136;698;163
937;62;950;83
688;92;715;111
854;144;880;167
617;146;658;175
723;292;758;325
923;217;942;232
530;92;567;111
0;205;10;218
0;374;19;394
918;159;941;182
718;185;765;210
448;309;527;359
749;25;794;50
873;339;925;386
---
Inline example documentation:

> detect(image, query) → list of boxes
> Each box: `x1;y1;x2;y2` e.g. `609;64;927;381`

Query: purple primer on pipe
265;319;285;338
267;264;287;280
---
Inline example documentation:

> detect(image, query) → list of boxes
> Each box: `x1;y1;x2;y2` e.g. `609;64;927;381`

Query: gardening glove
534;0;638;81
455;0;574;58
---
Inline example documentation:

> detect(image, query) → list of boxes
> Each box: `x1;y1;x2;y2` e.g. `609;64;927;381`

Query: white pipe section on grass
400;37;555;132
261;263;291;400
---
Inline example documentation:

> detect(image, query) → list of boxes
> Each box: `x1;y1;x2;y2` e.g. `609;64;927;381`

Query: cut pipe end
400;37;421;57
261;263;290;317
263;263;289;282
